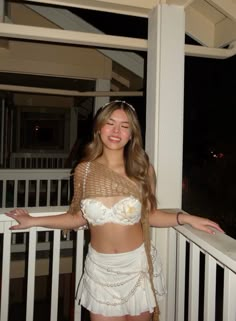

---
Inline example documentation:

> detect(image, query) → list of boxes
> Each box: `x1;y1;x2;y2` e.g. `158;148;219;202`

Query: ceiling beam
0;84;143;96
185;5;215;47
167;0;194;8
0;20;235;62
207;0;236;22
112;71;130;88
21;0;154;17
214;17;236;47
110;83;120;92
0;22;147;51
27;4;145;78
185;44;236;59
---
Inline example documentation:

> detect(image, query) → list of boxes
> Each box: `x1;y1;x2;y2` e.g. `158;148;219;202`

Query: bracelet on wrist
176;211;184;225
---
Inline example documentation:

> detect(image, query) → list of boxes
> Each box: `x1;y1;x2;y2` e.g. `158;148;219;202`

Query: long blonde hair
82;100;159;320
83;101;156;205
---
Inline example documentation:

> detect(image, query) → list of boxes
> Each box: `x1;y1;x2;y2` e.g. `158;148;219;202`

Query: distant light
212;152;224;159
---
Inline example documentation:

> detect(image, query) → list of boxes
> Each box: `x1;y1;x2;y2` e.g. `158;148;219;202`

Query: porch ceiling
0;0;235;98
10;0;236;48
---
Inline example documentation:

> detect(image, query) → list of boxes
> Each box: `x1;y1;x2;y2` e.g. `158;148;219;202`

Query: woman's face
99;109;132;151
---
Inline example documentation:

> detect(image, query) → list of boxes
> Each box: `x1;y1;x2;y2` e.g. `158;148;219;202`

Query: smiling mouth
109;136;121;142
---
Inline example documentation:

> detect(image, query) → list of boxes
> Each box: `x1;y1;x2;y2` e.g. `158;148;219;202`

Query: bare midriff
89;222;143;253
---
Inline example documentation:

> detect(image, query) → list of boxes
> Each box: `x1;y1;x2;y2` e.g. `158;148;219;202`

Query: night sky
184;55;236;154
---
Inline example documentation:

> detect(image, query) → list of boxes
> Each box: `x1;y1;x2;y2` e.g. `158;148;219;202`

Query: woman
6;101;223;321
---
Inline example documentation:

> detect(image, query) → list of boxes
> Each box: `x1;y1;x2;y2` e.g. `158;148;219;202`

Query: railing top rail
0;206;68;214
162;208;236;272
0;207;69;231
10;152;69;157
174;223;236;273
0;169;72;179
0;169;71;174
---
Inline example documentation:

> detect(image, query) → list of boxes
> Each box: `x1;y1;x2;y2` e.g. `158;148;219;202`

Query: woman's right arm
5;163;87;231
5;208;87;231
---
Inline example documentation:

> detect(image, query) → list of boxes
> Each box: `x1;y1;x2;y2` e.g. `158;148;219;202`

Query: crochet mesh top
68;161;142;218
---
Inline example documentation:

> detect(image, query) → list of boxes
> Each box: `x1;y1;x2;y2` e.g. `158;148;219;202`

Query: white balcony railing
0;169;71;209
164;222;236;321
9;153;69;169
0;208;84;321
1;210;235;321
0;170;235;321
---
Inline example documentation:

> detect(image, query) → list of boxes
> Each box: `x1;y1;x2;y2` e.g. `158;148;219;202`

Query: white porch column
146;4;185;321
94;79;110;114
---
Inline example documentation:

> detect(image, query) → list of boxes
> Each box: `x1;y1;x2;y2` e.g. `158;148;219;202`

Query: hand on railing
5;208;33;230
177;212;225;235
5;207;87;231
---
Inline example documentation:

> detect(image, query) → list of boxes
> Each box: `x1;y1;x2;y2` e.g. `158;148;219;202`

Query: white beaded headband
102;100;135;112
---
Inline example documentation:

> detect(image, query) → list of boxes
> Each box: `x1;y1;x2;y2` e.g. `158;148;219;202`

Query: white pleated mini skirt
76;243;166;317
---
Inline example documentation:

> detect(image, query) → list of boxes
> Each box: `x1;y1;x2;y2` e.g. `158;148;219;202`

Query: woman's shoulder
73;161;91;175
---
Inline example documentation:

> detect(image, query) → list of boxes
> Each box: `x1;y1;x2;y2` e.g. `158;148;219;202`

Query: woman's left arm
149;210;224;235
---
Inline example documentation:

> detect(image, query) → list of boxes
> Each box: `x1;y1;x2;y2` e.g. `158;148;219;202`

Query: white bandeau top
81;196;141;226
